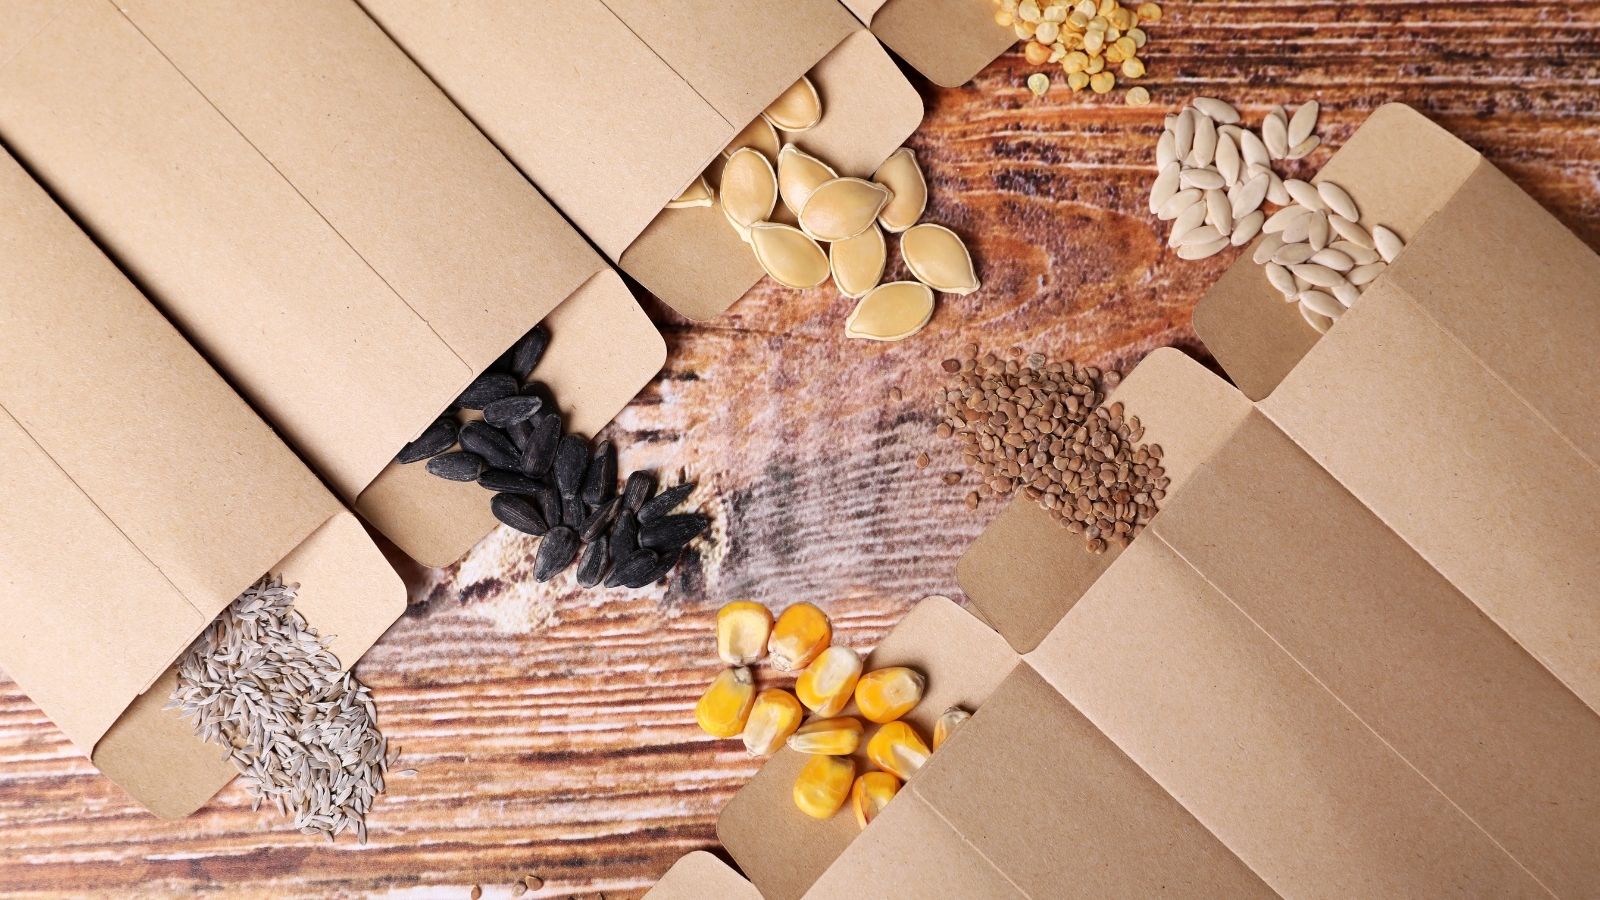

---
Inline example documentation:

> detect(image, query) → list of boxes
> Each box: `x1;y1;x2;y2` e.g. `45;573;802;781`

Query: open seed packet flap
644;852;764;900
358;0;924;321
0;0;664;567
0;146;404;820
841;0;1016;88
955;103;1600;899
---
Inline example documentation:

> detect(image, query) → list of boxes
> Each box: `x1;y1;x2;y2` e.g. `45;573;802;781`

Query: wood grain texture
3;3;1598;897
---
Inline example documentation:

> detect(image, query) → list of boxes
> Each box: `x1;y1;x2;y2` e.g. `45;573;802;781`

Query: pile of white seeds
168;576;390;843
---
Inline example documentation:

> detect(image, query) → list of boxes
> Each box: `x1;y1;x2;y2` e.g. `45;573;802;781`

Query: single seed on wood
1287;100;1319;147
427;451;484;482
459;421;521;471
873;148;927;233
455;371;517;410
777;146;838;218
723;116;781;161
966;492;979;510
750;223;831;290
554;434;590;499
762;76;822;132
943;473;961;485
483;395;542;429
901;224;980;295
491;493;547;536
845;282;935;341
666;174;714;209
534;527;580;582
1027;72;1050;96
395;417;457;464
622;470;656;513
511;325;550;380
638;483;695;525
800;178;893;243
576;536;610;588
520;414;561;477
722;148;778;240
829;224;887;299
1125;85;1150;106
916;452;931;468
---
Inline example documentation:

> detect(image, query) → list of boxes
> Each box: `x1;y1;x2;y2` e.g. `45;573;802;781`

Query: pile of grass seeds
933;345;1166;553
395;324;709;589
168;576;389;843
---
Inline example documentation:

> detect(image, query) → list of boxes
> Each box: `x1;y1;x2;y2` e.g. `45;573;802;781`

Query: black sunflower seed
555;434;589;498
454;371;517;410
533;526;580;582
576;536;609;588
580;496;623;542
459;421;521;471
395;417;458;464
491;493;547;536
426;451;484;482
488;344;516;374
610;511;638;554
638;513;708;553
508;417;534;451
478;469;544;495
520;379;556;407
528;481;562;531
604;549;657;588
580;441;617;506
637;482;695;525
562;494;583;529
511;326;550;381
621;470;656;514
520;414;561;477
633;547;682;588
483;395;542;429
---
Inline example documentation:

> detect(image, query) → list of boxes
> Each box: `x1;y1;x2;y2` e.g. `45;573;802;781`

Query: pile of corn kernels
995;0;1163;103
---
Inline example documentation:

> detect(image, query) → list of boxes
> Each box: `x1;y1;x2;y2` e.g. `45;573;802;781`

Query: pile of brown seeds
934;345;1167;553
168;576;389;843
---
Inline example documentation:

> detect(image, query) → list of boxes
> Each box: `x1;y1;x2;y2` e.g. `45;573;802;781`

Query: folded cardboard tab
643;852;764;900
0;146;404;819
0;0;664;566
361;0;924;321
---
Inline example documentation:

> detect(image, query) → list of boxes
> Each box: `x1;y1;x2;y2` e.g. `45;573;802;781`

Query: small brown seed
942;359;961;372
943;472;961;485
916;453;930;468
966;491;980;510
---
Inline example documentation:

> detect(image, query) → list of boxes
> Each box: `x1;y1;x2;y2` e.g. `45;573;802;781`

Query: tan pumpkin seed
1168;201;1207;247
1231;209;1265;246
1300;300;1334;334
1231;173;1269;218
1287;135;1321;159
723;116;781;161
1264;261;1298;296
1372;225;1405;262
1239;129;1271;170
1262;110;1289;159
750;223;830;289
1180;168;1225;190
777;145;838;217
1317;181;1360;220
902;223;981;295
873;148;928;233
1281;209;1314;244
1265;169;1291;206
1263;204;1311;234
1308;210;1331;251
1333;283;1362;308
1205;189;1232;236
1283;180;1325;211
1348;261;1388;285
666;175;714;209
1156;131;1177;169
721;148;777;239
1215;132;1241;186
830;224;887;299
1273;242;1315;266
1290;263;1346;288
1310;248;1354;271
1180;224;1222;246
1253;231;1287;265
1288;100;1320;147
1176;237;1229;260
1331;239;1380;265
845;282;935;341
1190;114;1218;167
1158;188;1202;220
1150;161;1181;215
1329;216;1373;251
1299;289;1343;318
1192;97;1240;124
1172;108;1194;160
799;178;892;242
762;76;823;132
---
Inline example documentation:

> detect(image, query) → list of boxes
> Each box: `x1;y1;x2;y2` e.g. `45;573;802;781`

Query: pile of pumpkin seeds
998;0;1162;102
681;74;980;342
934;346;1165;553
395;325;708;588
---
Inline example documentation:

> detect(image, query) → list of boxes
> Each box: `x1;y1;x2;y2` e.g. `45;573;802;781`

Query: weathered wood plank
2;3;1598;896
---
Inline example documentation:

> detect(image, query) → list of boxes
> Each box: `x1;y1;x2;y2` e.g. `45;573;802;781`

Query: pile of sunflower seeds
395;325;708;588
935;345;1165;553
168;576;388;843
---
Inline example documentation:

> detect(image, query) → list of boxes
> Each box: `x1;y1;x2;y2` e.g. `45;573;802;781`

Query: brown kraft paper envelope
716;597;1279;900
642;852;764;900
0;0;665;567
358;0;925;321
955;105;1600;899
841;0;1017;88
0;146;405;820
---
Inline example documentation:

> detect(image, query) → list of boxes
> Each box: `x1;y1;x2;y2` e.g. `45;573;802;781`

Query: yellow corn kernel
716;602;773;666
786;716;864;755
866;720;931;781
695;667;755;738
741;689;804;756
853;667;926;724
795;645;862;717
794;753;855;819
851;771;901;830
768;602;832;672
933;707;972;749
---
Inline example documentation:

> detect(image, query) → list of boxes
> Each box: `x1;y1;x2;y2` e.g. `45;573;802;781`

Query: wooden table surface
3;3;1598;898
